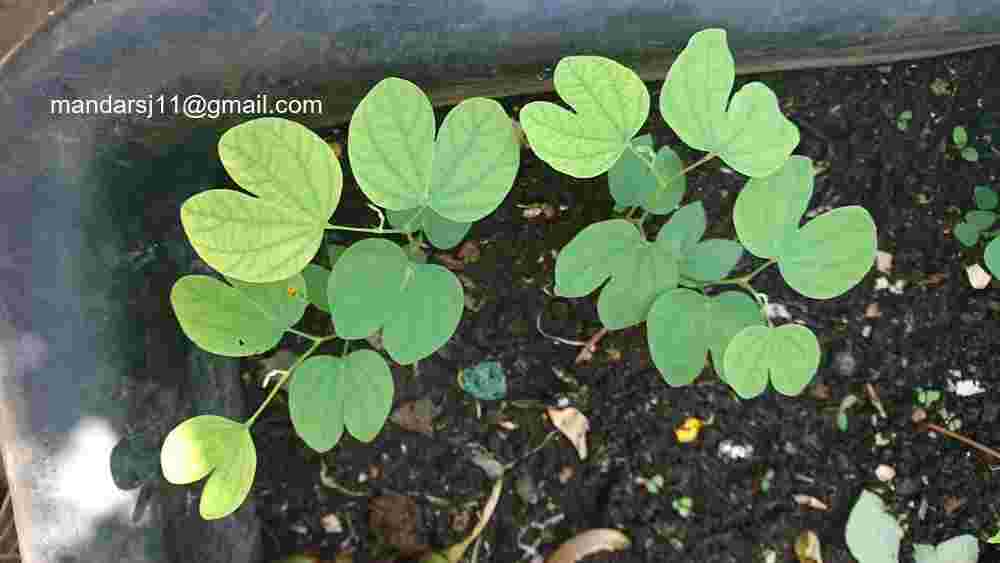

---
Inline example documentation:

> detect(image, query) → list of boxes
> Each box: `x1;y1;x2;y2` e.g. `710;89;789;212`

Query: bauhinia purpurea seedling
954;184;1000;280
160;27;877;520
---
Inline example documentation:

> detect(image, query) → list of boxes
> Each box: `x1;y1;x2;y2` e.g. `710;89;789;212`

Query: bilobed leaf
171;274;306;357
288;351;394;452
660;29;799;177
723;324;820;398
383;264;464;364
646;146;687;214
734;156;814;258
974;185;998;210
778;206;877;299
657;201;706;256
913;535;980;563
328;238;409;339
954;222;980;247
520;56;650;178
348;78;434;211
554;220;644;297
429;97;521;222
597;242;679;330
845;490;903;563
609;134;655;208
961;147;980;162
386;207;424;233
183;118;342;283
160;415;256;520
422;208;472;250
301;264;331;313
681;239;744;281
647;289;763;386
986;238;1000;276
966;210;997;231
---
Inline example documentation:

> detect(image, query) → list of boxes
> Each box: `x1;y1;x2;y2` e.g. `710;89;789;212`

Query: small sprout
895;110;913;131
961;146;980;162
953;126;969;148
915;387;941;407
836;394;859;432
675;417;704;443
638;474;665;494
988;527;1000;544
930;78;952;96
672;496;693;518
760;468;775;493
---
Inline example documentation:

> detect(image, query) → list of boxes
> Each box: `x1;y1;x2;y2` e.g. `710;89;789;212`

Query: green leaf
519;56;650;178
645;146;687;214
961;146;980;162
954;222;980;247
660;29;799;177
974;185;998;210
986;238;1000;277
183;118;342;283
845;490;903;563
301;264;331;313
953;125;968;147
328;238;409;339
723;324;820;398
171;274;307;357
386;208;424;233
657;201;706;256
383;264;464;364
328;243;347;267
348;78;434;211
913;535;980;563
608;137;686;214
778;206;877;299
160;415;256;520
423;209;473;250
681;239;744;281
966;210;997;231
647;289;763;386
288;351;394;452
554;219;644;297
597;242;679;330
733;156;814;258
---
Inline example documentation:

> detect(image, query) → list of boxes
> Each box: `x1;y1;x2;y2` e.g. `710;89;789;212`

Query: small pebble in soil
321;513;343;534
833;350;858;377
875;464;896;482
718;440;754;461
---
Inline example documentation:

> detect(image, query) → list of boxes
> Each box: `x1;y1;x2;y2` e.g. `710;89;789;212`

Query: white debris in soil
861;325;872;338
321;513;343;534
874;276;906;294
289;522;309;535
875;464;896;482
718;440;754;460
766;303;791;320
876;251;893;274
947;378;986;396
358;472;368;483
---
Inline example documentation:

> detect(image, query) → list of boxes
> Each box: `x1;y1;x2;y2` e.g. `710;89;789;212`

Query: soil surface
191;45;1000;562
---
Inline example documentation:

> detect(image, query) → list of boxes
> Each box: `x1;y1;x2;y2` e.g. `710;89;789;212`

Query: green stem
687;258;777;288
325;224;406;235
244;334;336;427
626;144;717;203
287;327;321;341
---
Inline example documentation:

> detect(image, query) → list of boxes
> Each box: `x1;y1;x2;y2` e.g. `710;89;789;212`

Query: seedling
914;387;941;407
952;125;980;162
954;184;1000;280
895;110;913;132
519;29;877;399
638;474;665;494
672;496;693;518
930;78;953;97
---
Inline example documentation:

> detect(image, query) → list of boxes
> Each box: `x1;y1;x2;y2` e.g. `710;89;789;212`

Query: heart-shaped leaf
182;118;342;283
954;222;980;247
554;219;645;297
647;289;764;386
160;415;256;520
913;535;980;563
657;201;706;256
349;79;519;222
778;206;877;299
974;185;998;210
723;324;820;398
734;156;814;258
660;29;799;178
387;207;472;250
301;264;331;313
597;241;679;330
520;56;650;178
966;210;997;231
845;490;903;563
328;238;409;339
985;238;1000;277
171;274;307;356
383;263;464;365
681;239;744;282
608;135;686;214
288;351;394;452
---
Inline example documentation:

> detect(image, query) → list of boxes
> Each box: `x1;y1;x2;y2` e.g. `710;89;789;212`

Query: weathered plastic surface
1;1;999;562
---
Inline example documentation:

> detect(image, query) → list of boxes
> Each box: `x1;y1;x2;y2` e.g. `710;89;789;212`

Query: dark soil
219;45;1000;562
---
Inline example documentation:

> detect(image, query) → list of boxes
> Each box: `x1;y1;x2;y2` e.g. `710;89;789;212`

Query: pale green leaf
383;264;464;364
183;118;342;283
301;264;331;313
328;238;409;339
974;185;998;210
554;219;644;297
660;29;798;178
289;351;394;452
520;56;650;178
734;156;814;258
845;490;903;563
423;208;472;250
962;147;980;162
171;274;306;357
966;210;997;231
347;77;434;210
386;207;423;233
429;97;520;222
778;206;877;299
723;324;819;398
913;535;980;563
708;292;766;382
682;239;744;281
645;146;687;214
597;242;679;330
986;238;1000;277
160;415;256;520
954;222;980;247
953;125;969;147
657;201;706;256
609;135;655;208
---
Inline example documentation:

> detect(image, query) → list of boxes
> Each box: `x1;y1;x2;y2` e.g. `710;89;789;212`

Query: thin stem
245;334;336;427
325;224;406;235
922;422;1000;462
342;338;350;357
688;259;777;288
287;327;321;341
625;144;717;213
